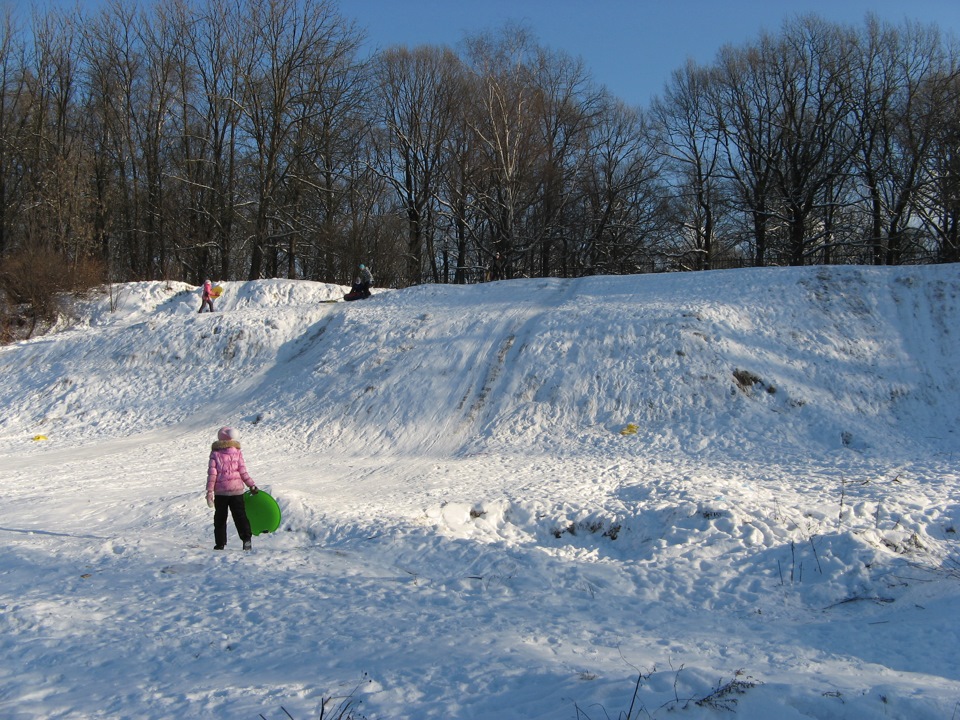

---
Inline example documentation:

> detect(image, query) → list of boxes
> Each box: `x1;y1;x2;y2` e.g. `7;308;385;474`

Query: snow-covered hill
1;266;959;719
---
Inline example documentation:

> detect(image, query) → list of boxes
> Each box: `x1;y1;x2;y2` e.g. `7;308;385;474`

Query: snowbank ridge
2;265;959;719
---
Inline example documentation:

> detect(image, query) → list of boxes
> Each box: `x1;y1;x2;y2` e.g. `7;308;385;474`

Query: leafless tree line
1;0;958;294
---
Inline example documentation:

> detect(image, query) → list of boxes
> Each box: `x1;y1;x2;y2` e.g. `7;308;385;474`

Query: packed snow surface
1;266;959;719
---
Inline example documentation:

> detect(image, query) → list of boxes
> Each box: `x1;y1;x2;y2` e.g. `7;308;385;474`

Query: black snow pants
213;494;252;547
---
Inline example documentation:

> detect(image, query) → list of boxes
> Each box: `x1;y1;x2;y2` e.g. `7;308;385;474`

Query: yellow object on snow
210;285;224;298
619;423;638;436
32;435;49;441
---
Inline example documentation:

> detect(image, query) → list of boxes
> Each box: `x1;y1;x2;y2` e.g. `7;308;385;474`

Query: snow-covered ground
1;265;959;719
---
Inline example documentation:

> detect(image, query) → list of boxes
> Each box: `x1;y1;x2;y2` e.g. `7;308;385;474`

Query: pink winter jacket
206;441;256;496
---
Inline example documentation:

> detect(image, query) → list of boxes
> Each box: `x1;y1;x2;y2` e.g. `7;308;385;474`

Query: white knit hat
217;426;239;442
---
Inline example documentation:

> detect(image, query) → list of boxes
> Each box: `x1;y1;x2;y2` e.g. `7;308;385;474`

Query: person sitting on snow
345;263;374;301
487;252;504;282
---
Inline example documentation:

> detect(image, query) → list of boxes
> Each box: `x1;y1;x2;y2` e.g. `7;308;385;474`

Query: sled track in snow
455;279;577;432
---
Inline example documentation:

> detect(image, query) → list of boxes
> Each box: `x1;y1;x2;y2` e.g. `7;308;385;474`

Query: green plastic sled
244;490;281;535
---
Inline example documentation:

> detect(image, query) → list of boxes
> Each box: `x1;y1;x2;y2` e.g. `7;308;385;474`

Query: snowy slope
1;266;959;719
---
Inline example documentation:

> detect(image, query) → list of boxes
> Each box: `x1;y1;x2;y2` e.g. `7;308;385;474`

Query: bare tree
237;0;362;280
168;0;246;281
436;69;483;283
653;59;730;269
7;1;960;294
462;24;546;279
526;43;600;278
82;0;153;278
768;15;858;265
372;44;463;284
915;60;960;262
853;15;954;264
710;33;784;266
297;34;372;282
0;9;31;260
577;93;664;273
134;0;183;278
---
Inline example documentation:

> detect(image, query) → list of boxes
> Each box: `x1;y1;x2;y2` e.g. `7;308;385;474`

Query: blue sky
347;0;960;107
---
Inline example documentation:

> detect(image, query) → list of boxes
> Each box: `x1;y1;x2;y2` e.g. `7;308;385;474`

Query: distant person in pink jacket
199;279;215;313
206;426;258;550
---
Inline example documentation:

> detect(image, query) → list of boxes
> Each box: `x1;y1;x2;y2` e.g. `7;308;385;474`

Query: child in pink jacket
199;279;215;313
206;426;259;550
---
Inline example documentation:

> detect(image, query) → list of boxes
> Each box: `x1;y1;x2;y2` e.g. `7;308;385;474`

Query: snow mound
2;265;960;719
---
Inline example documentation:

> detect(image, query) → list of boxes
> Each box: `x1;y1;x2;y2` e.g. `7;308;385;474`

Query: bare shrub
0;248;105;341
733;368;762;392
733;368;777;395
